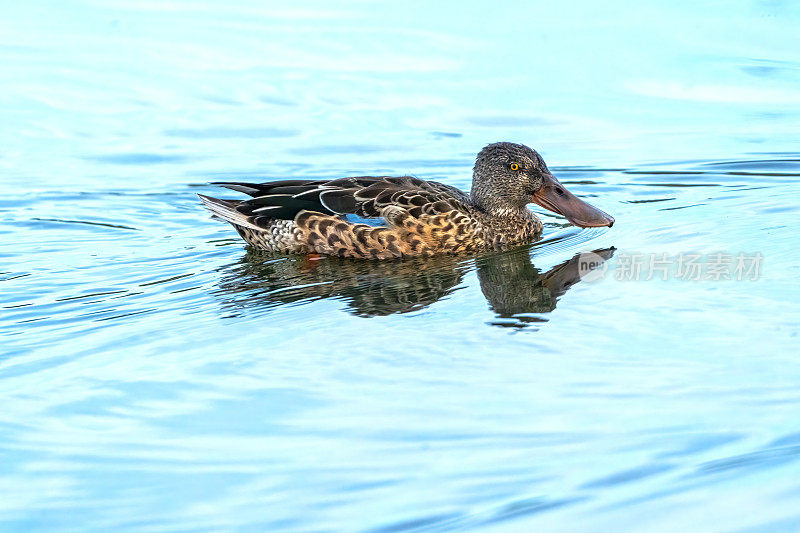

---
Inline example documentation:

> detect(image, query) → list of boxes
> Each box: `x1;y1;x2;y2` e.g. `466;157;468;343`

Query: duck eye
509;163;520;171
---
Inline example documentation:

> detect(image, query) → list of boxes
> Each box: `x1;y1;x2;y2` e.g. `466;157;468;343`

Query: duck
199;142;614;259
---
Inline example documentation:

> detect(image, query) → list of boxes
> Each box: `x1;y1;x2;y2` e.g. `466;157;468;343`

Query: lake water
2;1;800;531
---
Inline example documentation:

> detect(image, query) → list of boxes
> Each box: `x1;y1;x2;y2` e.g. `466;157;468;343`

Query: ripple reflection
214;246;614;328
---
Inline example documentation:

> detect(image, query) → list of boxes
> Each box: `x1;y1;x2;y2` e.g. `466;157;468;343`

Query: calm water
2;1;800;531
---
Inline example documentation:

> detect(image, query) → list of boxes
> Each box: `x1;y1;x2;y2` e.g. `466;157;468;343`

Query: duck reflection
215;246;614;327
477;247;614;328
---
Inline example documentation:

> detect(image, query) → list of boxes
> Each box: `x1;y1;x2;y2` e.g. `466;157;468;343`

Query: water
1;1;799;530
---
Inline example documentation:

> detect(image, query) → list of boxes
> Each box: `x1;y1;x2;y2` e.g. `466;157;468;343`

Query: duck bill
531;174;615;228
541;247;616;295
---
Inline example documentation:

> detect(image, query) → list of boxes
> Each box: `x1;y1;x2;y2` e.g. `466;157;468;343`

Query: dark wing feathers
211;176;471;224
319;189;358;214
213;179;322;197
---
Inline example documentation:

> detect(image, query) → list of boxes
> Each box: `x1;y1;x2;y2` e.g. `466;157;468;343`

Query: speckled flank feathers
199;195;301;253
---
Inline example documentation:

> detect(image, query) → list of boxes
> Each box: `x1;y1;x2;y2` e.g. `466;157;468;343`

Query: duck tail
198;194;263;231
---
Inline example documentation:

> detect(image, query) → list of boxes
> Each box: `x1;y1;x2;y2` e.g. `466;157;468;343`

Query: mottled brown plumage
199;142;614;259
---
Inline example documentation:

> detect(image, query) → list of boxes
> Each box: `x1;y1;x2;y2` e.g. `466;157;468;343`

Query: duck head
470;142;614;228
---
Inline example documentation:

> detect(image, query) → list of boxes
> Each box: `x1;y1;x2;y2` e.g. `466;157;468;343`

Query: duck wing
213;176;472;222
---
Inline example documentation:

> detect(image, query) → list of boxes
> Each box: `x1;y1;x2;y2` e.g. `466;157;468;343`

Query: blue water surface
1;1;800;531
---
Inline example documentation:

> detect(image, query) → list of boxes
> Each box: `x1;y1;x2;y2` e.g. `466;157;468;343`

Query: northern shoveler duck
199;142;614;259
